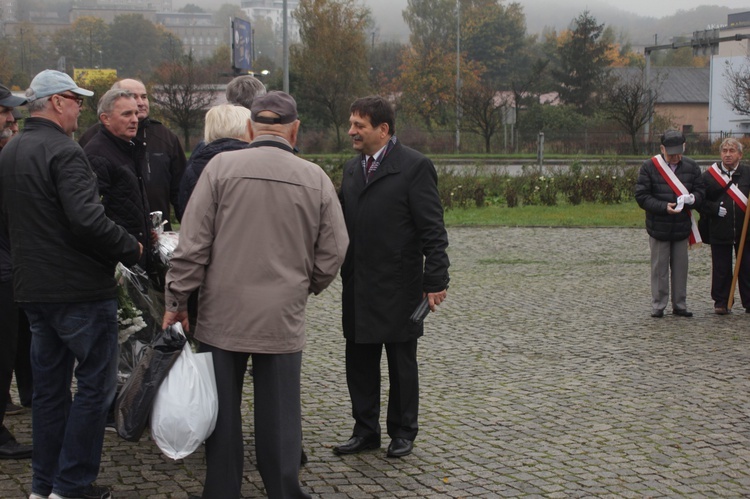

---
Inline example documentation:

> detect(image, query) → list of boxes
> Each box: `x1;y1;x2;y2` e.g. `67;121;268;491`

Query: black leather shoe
673;309;693;317
386;438;413;458
301;447;308;465
651;310;664;318
0;439;32;459
333;435;380;455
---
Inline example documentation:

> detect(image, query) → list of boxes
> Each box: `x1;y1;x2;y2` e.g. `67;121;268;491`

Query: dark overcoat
339;140;450;344
635;155;705;241
699;163;750;245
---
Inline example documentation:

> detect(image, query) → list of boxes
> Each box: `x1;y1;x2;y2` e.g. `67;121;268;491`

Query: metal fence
297;126;745;156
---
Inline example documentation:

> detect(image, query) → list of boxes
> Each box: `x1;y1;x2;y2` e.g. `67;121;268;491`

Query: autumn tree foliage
53;17;111;70
291;0;371;150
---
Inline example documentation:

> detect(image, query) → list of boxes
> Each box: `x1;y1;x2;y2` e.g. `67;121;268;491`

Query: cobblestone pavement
3;227;750;498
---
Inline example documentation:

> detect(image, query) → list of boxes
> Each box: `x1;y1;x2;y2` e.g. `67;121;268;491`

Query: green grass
444;201;644;227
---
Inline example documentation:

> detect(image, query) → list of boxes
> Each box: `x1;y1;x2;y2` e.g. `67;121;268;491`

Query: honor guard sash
708;163;747;213
651;154;702;246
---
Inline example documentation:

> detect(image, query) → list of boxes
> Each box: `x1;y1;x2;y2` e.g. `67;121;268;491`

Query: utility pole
283;0;289;93
455;0;461;153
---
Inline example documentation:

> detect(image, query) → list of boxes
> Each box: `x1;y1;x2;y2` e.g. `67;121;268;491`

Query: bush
435;160;637;210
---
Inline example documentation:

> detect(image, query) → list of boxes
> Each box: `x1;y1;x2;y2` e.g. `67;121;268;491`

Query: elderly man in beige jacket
162;91;348;499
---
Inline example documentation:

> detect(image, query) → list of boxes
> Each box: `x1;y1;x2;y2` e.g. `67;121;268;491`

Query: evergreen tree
552;11;612;115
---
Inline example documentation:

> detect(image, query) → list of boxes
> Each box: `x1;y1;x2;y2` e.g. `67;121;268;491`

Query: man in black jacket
79;78;186;230
84;89;151;270
699;138;750;314
0;83;32;461
333;96;450;459
0;70;141;499
635;130;705;318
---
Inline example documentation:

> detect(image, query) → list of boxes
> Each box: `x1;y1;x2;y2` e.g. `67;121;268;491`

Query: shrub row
436;161;640;210
306;157;641;211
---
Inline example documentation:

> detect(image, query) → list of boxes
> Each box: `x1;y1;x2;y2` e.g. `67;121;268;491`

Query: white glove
683;193;695;205
719;205;727;217
673;196;684;213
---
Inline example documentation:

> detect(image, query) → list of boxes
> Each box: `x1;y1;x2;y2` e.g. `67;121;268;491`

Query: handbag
150;342;218;460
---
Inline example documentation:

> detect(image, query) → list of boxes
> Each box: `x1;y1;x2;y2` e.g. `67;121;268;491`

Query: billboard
231;17;253;73
73;69;118;86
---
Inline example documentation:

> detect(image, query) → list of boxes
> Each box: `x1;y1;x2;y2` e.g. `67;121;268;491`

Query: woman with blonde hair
178;104;252;213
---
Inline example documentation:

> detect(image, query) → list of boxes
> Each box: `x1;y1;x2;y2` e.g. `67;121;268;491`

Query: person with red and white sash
636;130;705;318
699;137;750;315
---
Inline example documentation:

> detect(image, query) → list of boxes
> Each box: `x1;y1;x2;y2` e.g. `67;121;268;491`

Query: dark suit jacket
339;139;450;344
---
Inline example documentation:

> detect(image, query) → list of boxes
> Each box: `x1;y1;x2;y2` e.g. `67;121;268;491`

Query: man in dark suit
334;95;450;458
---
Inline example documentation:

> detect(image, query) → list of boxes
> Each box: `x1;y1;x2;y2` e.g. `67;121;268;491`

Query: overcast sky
599;0;749;18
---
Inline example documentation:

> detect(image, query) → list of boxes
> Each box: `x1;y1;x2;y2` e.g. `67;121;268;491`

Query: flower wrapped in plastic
148;210;179;290
115;211;180;385
115;263;165;386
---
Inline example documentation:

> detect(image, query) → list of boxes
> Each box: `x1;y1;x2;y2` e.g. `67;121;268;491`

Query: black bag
114;324;186;442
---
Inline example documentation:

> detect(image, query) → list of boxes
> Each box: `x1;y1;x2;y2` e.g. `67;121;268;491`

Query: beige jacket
165;135;348;354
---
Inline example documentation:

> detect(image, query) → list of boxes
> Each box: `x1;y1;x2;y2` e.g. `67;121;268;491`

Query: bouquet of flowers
115;211;180;386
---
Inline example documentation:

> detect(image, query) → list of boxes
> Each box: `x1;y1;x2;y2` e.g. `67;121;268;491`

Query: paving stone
4;227;750;497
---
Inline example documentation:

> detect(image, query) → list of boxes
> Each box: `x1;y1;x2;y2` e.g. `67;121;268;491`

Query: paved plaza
3;226;750;498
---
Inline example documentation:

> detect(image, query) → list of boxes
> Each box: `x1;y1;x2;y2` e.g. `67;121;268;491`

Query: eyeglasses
57;93;84;108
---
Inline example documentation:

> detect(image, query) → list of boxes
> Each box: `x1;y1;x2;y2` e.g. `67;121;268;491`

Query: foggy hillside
31;0;747;47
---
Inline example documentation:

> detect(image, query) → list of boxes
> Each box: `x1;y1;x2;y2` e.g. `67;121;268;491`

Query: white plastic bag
150;342;218;459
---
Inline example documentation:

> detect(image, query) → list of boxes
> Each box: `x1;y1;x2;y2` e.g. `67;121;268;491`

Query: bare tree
460;83;511;153
603;66;661;154
723;56;750;117
151;53;215;150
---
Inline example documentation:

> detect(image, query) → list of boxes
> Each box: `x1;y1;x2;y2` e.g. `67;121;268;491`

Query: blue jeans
22;299;119;497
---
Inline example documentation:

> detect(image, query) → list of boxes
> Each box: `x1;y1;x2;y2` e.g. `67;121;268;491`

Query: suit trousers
710;242;750;309
345;338;419;442
197;344;310;499
649;236;689;312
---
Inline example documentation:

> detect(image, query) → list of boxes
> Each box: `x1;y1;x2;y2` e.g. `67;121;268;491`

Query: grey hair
721;137;743;153
97;89;134;116
26;96;50;113
204;104;252;143
226;75;266;110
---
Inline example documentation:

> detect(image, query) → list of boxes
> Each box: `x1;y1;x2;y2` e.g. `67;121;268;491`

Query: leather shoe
715;307;729;315
386;438;413;458
0;439;32;459
673;309;693;317
333;435;380;455
651;310;664;318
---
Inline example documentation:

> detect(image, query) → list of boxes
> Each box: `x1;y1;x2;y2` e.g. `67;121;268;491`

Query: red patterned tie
366;156;375;182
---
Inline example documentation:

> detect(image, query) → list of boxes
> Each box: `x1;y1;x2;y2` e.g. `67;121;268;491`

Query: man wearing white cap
0;70;142;499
